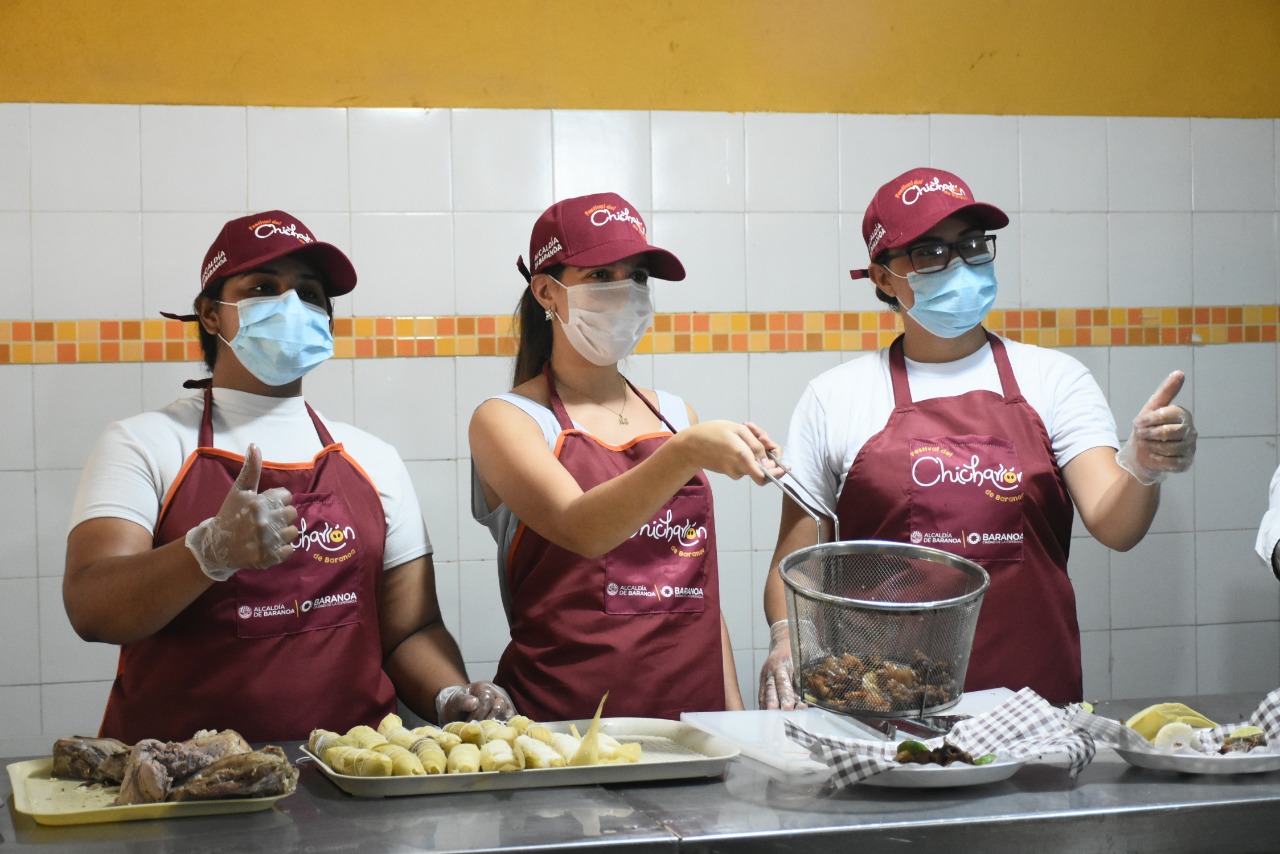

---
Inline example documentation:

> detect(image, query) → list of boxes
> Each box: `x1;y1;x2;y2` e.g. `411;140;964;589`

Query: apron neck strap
888;328;1019;405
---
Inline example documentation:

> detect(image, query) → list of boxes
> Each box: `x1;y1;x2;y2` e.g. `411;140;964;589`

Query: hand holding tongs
759;450;840;543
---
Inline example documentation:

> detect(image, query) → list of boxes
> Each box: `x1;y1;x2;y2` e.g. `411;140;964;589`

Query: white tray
302;717;739;797
7;758;291;826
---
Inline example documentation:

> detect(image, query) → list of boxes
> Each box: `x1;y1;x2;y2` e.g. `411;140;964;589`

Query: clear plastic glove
1115;371;1198;486
758;619;807;711
435;681;516;724
184;444;299;582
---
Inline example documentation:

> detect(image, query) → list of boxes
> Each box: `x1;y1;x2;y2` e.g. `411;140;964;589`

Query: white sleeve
69;420;173;535
1034;350;1120;468
781;382;841;517
1255;465;1280;577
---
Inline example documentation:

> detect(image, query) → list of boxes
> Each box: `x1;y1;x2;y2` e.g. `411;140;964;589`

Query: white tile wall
2;105;1279;749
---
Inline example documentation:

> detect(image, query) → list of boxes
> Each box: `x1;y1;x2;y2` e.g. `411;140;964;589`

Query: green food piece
897;740;929;755
973;753;997;765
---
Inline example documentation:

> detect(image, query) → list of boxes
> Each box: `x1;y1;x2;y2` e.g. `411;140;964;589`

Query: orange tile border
0;307;1275;364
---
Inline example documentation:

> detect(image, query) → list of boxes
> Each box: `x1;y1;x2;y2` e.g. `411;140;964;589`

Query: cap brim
877;202;1010;258
216;241;357;297
562;241;686;281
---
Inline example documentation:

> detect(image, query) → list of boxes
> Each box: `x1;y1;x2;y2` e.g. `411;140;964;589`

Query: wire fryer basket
780;539;989;719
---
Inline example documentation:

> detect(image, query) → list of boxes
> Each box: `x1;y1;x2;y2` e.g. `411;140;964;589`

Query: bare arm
763;496;831;625
1062;446;1160;552
469;399;780;558
378;555;470;724
721;613;744;710
64;517;215;644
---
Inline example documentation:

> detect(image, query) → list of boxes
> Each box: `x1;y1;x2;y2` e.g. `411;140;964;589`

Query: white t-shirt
784;335;1121;513
70;388;431;570
471;389;690;595
1255;465;1280;575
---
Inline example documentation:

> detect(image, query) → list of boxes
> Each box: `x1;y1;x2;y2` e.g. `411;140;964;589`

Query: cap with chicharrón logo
849;168;1009;280
517;192;685;283
198;210;357;296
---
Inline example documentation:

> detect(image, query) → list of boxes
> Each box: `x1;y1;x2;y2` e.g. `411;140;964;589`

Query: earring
544;307;554;321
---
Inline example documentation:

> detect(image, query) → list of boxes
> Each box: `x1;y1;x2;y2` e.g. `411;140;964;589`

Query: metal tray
301;717;739;797
7;758;292;826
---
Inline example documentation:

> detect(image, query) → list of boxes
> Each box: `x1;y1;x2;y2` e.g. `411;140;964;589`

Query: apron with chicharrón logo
494;367;725;721
834;332;1082;703
99;388;396;743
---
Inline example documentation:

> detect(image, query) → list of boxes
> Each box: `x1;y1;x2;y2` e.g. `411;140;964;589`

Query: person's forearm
1080;471;1160;552
721;615;744;710
64;533;213;645
527;437;704;558
383;623;471;724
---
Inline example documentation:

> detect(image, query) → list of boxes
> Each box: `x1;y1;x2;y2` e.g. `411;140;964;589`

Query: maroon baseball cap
516;192;685;282
849;168;1008;280
199;211;357;296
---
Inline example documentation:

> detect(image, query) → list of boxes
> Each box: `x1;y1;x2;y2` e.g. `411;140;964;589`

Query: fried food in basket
803;650;959;713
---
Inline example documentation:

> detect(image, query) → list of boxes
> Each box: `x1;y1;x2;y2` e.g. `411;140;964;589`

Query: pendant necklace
556;374;629;425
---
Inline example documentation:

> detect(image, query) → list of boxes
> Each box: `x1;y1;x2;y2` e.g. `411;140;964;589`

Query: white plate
859;757;1026;788
7;759;291;826
303;717;739;797
1114;747;1280;775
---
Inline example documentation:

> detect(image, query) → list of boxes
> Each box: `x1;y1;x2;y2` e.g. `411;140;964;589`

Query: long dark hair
512;264;563;386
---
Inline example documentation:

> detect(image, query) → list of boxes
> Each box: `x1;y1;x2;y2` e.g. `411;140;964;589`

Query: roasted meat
170;746;299;801
51;735;129;784
113;729;255;805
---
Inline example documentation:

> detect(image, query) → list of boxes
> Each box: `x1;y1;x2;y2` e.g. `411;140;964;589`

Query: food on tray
803;651;958;712
1123;702;1217;741
894;739;995;767
308;694;642;778
49;729;297;806
1219;726;1268;754
1152;722;1199;752
51;736;129;783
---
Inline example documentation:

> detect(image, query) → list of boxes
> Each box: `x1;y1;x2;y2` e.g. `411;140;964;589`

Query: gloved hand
436;681;516;724
1115;371;1198;486
185;444;299;582
758;619;807;710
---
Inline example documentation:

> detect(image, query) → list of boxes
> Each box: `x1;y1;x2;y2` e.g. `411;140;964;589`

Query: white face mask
551;276;654;366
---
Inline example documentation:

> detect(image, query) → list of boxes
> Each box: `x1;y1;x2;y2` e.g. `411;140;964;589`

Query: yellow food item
480;739;523;772
410;724;462;752
307;728;351;757
1124;702;1218;741
515;735;565;769
479;720;519;744
445;742;482;774
372;742;426;775
325;745;393;777
444;720;487;746
408;736;447;774
346;725;389;750
1152;722;1198;751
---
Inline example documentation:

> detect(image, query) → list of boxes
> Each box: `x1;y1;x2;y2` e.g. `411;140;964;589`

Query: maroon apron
494;368;725;721
99;388;396;743
835;332;1082;703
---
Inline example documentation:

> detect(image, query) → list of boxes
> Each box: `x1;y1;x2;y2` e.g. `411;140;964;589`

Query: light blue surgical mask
219;290;333;386
889;258;998;339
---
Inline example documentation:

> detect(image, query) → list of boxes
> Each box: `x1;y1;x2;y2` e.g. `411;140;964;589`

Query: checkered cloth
1074;686;1280;754
784;688;1097;789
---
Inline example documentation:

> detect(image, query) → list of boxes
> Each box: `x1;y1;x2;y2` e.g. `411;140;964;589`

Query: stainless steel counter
3;694;1277;853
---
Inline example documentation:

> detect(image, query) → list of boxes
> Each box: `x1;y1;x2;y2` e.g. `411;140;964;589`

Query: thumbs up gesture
184;444;300;581
1115;371;1198;486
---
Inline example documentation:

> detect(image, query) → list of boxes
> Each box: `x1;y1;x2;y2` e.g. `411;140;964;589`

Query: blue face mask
895;259;998;339
219;290;333;386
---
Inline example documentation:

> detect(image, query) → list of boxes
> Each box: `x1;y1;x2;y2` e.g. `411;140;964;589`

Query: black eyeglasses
879;235;997;275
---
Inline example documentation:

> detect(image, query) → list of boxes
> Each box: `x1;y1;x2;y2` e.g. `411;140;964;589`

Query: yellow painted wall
3;0;1278;116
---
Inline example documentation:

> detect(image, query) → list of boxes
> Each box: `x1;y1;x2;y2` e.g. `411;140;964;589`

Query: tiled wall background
2;104;1279;754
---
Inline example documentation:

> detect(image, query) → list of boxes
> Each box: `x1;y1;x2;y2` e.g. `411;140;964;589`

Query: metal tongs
759;450;840;543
